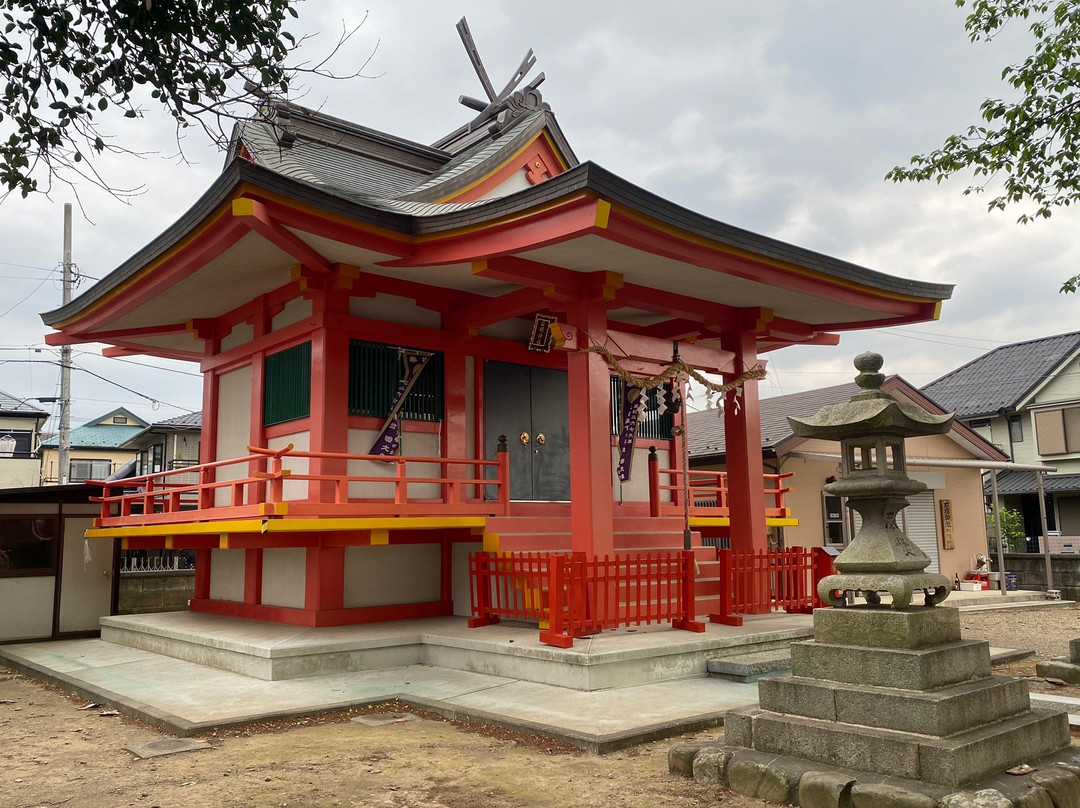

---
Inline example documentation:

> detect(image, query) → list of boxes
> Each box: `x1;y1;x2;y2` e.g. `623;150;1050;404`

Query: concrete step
724;703;1069;787
758;673;1032;736
707;648;791;682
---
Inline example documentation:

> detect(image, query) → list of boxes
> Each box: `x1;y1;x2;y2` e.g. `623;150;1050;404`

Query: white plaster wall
477;168;531;200
453;541;483;617
220;322;254;353
260;548;306;609
209;549;245;602
57;517;113;634
267;432;310;501
346;429;441;499
214;365;253;506
1032;354;1080;405
349;293;441;329
271;297;313;331
0;577;55;640
0;458;42;487
612;445;669;503
343;545;440;608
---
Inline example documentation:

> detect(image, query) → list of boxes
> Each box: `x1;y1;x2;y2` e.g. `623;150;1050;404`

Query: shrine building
42;21;952;628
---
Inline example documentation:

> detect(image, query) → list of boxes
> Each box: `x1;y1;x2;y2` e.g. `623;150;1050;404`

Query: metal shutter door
902;491;940;574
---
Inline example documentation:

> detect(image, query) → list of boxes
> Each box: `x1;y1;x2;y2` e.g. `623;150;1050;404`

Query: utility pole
58;203;73;485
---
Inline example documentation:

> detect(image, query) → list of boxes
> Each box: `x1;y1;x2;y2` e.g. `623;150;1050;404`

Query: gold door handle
519;431;530;445
535;433;546;445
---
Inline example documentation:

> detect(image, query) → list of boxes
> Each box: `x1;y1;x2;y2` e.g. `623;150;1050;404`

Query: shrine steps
96;611;813;690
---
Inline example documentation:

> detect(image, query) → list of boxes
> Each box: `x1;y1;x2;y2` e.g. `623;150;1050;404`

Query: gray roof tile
922;331;1080;419
0;389;47;417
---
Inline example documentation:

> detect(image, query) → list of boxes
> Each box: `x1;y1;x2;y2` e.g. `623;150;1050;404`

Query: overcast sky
1;2;1076;430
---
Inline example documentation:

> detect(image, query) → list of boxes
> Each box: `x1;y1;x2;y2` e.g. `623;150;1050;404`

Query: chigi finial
455;17;547;134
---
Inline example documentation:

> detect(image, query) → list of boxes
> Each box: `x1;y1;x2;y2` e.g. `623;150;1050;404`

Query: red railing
710;547;835;626
647;456;793;519
468;551;565;627
92;443;511;527
467;550;703;648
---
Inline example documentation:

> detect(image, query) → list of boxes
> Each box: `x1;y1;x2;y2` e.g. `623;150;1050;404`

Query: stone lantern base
723;606;1068;787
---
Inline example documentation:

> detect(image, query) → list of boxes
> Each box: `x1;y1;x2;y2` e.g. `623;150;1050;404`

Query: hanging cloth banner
616;384;643;482
368;349;434;456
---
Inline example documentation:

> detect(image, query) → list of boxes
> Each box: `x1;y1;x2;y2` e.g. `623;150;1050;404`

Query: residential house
923;331;1080;548
39;23;953;627
0;390;48;488
122;412;202;478
687;376;1008;582
39;407;147;484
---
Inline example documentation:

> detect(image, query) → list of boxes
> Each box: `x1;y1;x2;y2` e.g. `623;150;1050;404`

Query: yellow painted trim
371;529;389;546
165;537;174;550
483;532;500;552
232;197;256;217
767;517;800;527
435;130;571;203
594;199;611;230
121;538;130;550
688;516;799;528
275;502;289;515
220;535;230;549
86;519;265;538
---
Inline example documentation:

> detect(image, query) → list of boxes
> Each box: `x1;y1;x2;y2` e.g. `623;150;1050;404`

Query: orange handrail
91;446;511;527
647;458;793;519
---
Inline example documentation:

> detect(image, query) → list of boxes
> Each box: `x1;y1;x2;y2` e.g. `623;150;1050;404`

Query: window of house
69;458;113;482
608;377;674;440
823;493;845;545
0;516;58;575
112;415;128;424
969;418;991;429
0;430;33;458
348;340;444;421
263;341;312;426
1035;406;1080;456
1008;416;1023;443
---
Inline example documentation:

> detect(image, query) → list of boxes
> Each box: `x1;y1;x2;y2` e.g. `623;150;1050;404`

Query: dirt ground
1;605;1078;808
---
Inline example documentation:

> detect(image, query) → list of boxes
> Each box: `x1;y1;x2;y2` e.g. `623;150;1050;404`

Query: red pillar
721;315;768;554
442;337;469;499
305;546;345;614
566;300;614;556
307;325;351;501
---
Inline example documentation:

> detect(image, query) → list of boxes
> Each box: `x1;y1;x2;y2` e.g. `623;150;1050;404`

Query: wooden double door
484;361;570;501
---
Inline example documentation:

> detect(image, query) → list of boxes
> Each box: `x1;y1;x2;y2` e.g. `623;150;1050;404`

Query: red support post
648;447;662;518
672;550;705;632
811;546;837;609
710;549;743;626
539;557;573;648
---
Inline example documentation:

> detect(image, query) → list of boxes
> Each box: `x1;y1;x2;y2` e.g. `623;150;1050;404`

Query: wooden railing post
468;552;500;628
496;434;510;515
648;446;661;518
709;549;743;626
672;550;705;632
394;458;408;505
811;546;836;609
539;556;573;648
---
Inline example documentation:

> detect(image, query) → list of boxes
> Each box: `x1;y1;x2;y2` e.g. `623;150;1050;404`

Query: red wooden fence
468;551;564;627
468;550;704;648
710;547;835;627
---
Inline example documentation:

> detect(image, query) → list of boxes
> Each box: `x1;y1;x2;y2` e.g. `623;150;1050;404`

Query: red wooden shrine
44;22;952;629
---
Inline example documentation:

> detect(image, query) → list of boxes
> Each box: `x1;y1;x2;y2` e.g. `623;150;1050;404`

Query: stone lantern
788;352;953;608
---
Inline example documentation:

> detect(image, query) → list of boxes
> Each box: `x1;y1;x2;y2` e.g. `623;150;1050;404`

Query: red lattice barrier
539;551;704;648
468;551;564;627
710;547;835;627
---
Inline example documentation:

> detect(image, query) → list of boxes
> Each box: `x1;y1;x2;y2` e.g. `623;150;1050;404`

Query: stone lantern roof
787;352;953;440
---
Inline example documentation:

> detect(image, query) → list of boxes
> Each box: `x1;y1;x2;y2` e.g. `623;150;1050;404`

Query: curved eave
43;159;951;339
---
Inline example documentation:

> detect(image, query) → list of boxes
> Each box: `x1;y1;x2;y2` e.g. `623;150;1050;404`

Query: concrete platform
0;611;809;750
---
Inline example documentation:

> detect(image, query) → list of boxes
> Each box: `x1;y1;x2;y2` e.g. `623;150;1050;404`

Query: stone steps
724;704;1068;787
707;648;792;682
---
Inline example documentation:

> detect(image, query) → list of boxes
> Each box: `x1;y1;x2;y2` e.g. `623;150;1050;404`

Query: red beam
446;287;551;332
233;198;332;273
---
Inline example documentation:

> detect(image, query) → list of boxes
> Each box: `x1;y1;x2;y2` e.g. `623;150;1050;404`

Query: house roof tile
922;331;1080;419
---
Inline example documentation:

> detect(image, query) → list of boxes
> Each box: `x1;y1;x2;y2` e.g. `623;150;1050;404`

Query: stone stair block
791;638;991;690
708;649;792;682
757;674;1032;736
813;605;961;649
723;704;1069;787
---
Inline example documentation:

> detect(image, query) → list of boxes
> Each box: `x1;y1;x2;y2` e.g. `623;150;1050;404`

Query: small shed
0;484;117;641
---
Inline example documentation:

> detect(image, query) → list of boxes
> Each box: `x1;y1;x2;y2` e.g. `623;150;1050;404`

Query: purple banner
369;350;433;456
616;384;643;482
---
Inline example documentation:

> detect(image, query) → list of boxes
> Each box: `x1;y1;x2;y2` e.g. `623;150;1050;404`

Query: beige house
39;407;147;485
687;376;1009;582
0;390;48;488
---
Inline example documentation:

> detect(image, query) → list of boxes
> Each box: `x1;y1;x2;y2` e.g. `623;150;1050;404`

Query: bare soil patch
2;605;1077;807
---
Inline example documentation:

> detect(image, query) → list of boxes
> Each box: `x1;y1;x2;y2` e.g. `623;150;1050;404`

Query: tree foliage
886;0;1080;292
0;0;364;200
986;505;1025;551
